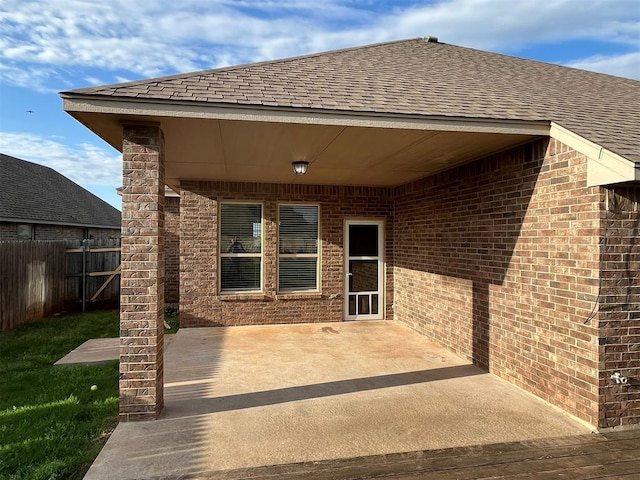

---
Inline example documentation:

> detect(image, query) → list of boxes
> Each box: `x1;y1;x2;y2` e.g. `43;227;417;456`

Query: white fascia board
550;123;637;187
165;186;180;197
62;96;550;136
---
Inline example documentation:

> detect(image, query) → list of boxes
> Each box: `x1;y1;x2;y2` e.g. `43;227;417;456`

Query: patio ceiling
64;100;548;191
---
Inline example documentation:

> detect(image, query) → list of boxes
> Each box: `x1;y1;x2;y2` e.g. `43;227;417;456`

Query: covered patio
62;38;640;433
84;321;590;479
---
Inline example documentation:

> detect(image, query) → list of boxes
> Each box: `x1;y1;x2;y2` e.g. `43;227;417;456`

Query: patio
84;321;592;479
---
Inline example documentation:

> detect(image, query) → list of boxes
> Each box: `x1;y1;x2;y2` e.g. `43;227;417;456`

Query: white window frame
278;203;321;293
219;201;264;294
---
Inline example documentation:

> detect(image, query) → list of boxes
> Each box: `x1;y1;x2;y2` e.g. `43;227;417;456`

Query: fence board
0;239;121;332
0;241;67;332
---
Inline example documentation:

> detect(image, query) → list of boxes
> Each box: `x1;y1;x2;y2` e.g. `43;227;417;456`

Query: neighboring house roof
68;38;640;163
0;153;121;228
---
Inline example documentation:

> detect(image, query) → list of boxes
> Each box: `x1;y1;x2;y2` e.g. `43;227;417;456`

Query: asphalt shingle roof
68;38;640;162
0;153;121;228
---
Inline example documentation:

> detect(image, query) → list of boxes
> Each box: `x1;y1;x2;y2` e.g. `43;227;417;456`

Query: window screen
279;205;319;292
220;203;262;292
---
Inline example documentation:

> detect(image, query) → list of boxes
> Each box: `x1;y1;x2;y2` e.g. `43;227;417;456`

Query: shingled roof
0;153;120;228
67;38;640;163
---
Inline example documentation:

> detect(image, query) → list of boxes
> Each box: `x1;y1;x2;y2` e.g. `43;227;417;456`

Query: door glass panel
348;225;378;257
358;294;370;314
349;260;378;292
349;295;356;315
371;294;379;315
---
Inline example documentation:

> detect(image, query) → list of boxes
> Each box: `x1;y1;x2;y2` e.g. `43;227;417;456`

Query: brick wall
393;139;603;426
35;225;84;240
599;186;640;428
0;223;16;240
165;196;180;305
179;182;394;327
0;222;119;241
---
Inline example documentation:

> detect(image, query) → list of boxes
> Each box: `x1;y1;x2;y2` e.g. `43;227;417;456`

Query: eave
61;94;637;190
550;123;639;187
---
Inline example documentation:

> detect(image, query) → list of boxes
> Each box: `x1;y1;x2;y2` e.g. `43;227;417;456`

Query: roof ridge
0;152;60;174
61;38;425;95
452;43;640;83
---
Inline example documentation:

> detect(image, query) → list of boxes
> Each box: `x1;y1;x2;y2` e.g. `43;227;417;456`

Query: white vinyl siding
219;203;263;293
278;204;319;292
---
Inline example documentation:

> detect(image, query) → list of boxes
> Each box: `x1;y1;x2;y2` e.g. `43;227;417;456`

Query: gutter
0;217;120;230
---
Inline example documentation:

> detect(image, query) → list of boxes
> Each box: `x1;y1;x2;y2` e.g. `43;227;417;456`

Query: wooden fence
65;239;121;309
0;241;67;332
0;239;121;332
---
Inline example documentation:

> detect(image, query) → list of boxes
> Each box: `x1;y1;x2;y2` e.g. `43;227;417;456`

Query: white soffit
550;123;638;187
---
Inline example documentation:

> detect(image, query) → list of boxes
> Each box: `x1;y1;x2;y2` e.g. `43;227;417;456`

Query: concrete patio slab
55;335;174;366
83;321;591;480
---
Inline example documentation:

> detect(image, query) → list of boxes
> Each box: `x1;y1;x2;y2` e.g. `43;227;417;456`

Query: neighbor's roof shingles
0;153;121;228
67;38;640;162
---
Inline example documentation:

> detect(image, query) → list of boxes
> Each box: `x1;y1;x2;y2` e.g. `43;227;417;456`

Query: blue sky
0;0;638;210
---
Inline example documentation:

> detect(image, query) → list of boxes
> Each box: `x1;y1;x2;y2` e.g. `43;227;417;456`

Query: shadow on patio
166;365;483;417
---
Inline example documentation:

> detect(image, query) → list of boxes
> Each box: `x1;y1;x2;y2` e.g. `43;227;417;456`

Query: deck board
193;430;640;480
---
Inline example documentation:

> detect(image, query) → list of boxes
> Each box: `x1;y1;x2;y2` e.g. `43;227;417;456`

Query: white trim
165;186;180;197
62;96;550;136
344;219;384;321
550;123;637;187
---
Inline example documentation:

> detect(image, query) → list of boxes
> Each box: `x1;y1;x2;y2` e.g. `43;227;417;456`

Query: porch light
292;161;309;176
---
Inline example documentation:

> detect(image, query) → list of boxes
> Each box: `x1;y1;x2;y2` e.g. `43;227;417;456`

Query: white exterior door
344;220;384;320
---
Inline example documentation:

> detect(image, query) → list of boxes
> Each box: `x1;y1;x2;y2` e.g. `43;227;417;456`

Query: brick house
61;38;640;429
0;153;121;241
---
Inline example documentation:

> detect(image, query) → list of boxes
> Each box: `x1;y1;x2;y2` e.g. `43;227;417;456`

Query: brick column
120;124;165;421
598;186;640;429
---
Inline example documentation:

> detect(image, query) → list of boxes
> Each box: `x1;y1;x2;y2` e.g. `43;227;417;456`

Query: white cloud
566;51;640;80
0;62;61;93
0;132;121;187
1;0;638;91
84;76;105;86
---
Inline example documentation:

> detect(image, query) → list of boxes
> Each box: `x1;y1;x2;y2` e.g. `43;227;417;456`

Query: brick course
119;124;165;421
179;182;394;327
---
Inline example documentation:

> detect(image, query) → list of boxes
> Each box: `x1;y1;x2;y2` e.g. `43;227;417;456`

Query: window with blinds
219;203;262;293
278;204;319;292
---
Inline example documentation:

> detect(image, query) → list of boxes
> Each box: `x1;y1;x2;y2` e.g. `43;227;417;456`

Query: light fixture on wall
292;161;309;176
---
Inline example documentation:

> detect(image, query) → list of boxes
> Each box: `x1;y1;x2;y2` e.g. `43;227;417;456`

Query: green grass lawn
0;310;120;480
0;309;179;479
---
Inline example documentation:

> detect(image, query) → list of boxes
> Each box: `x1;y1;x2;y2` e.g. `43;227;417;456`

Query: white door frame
344;219;384;320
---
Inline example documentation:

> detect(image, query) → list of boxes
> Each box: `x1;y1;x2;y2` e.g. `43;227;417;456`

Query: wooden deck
202;429;640;479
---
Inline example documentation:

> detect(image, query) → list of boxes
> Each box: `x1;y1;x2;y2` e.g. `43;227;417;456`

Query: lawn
1;310;117;479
